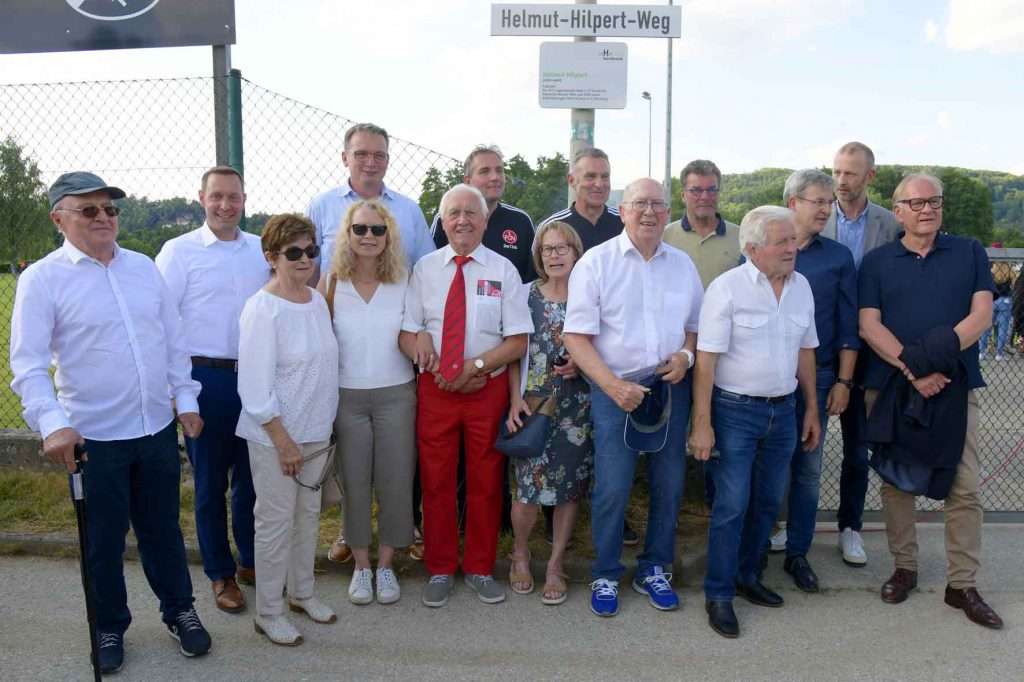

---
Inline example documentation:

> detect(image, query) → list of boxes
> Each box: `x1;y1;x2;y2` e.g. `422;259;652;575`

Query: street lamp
641;91;652;177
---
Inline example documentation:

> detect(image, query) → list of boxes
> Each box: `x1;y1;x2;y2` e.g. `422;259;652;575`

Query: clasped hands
412;333;485;394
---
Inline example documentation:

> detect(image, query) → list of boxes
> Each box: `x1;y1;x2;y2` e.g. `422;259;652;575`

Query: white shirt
10;242;200;441
402;244;533;367
564;232;704;377
697;260;819;397
155;224;269;359
235;289;339;446
331;278;414;389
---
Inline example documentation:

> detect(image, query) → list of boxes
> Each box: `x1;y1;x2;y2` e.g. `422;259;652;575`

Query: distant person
979;262;1014;360
859;173;1001;630
11;172;211;674
824;141;900;568
539;147;623;253
155;166;269;615
431;144;536;282
237;214;340;645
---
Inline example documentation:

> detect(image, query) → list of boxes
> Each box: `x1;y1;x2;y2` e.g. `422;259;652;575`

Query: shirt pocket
475;295;502;336
784;311;812;343
662;292;691;352
733;312;773;356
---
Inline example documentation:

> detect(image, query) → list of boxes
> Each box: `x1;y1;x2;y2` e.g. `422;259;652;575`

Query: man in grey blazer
824;142;900;567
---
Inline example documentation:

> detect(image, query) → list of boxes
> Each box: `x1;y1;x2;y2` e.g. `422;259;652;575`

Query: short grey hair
439;183;488;217
344;122;389;150
836;141;875;169
680;159;722;185
739;206;794;254
622;178;664;204
783;169;834;204
571;147;609;172
893;173;943;202
463;145;504;176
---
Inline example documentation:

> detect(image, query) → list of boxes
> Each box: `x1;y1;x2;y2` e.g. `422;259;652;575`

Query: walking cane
69;443;102;682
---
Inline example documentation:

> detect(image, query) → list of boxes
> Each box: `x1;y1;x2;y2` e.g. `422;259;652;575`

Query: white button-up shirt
10;241;200;441
402;244;533;365
697;260;819;397
564;232;704;377
155;224;269;359
331;279;415;390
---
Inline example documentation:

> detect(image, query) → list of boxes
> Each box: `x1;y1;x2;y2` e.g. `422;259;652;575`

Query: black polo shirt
858;232;995;390
538;203;623;254
431;202;536;282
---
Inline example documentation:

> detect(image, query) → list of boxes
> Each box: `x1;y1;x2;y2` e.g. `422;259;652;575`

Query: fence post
212;45;230;166
227;68;246;231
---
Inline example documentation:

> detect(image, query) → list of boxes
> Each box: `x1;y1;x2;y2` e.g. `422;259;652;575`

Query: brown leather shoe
328;536;353;563
880;568;918;604
408;526;424;561
236;566;255;586
944;586;1004;629
213;577;246;613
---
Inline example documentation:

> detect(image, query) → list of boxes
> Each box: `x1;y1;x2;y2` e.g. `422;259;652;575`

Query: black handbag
494;382;560;460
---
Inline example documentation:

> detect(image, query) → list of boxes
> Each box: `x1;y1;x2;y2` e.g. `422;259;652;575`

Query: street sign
0;0;235;54
492;3;681;38
539;42;627;110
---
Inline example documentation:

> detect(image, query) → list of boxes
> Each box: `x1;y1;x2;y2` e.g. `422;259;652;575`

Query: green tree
0;137;53;268
937;167;994;244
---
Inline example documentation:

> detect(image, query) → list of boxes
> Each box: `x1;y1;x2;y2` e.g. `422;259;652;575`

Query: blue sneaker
97;632;124;674
166;607;211;657
632;566;679;611
590;578;619;617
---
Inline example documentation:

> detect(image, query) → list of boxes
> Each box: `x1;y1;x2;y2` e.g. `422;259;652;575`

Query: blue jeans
837;384;868;532
589;376;691;581
980;297;1012;355
82;422;195;635
704;389;797;601
784;367;832;558
186;365;255;581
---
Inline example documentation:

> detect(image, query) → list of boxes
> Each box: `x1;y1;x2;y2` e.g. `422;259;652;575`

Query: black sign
0;1;235;54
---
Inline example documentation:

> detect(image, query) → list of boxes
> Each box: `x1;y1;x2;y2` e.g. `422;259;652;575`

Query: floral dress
513;281;593;506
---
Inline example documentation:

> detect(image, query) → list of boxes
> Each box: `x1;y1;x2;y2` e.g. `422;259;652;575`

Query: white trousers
247;439;328;617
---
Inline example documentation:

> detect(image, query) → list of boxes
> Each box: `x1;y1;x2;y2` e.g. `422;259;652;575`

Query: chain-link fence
2;75;1023;515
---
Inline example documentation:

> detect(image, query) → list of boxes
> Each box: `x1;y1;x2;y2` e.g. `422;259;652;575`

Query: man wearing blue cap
10;172;212;674
564;177;703;618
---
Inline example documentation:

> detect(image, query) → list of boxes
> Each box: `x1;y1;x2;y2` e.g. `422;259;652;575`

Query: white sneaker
254;615;303;646
288;596;337;624
348;568;374;605
839;528;867;566
376;567;401;604
769;528;787;554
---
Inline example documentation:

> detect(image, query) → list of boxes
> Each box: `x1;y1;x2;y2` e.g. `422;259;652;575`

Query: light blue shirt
834;200;869;268
306;181;434;273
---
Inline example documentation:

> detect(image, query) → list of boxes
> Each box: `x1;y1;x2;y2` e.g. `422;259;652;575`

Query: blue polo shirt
858;232;995;390
795;234;859;367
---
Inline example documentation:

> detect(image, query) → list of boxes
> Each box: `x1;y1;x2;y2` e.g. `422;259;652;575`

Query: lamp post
641;90;652;177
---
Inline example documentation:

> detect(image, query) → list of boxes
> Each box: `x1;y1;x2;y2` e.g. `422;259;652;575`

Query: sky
2;0;1023;190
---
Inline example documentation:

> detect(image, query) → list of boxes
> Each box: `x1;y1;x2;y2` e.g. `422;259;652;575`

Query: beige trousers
865;389;981;589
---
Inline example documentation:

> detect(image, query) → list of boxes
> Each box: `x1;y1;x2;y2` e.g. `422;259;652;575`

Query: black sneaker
97;632;124;674
166;607;211;657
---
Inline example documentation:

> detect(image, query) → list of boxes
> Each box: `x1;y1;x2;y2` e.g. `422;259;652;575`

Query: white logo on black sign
66;0;161;22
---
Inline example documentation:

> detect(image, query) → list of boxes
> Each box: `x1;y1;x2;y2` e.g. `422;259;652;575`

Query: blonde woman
318;200;418;605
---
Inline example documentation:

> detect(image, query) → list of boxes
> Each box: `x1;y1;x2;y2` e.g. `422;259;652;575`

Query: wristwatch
835;378;854;389
473;358;486;374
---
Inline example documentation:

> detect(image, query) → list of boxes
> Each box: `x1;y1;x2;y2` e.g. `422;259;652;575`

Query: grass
0;274;25;428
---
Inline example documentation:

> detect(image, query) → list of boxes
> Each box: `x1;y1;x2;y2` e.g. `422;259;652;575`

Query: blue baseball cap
48;171;125;208
624;377;672;452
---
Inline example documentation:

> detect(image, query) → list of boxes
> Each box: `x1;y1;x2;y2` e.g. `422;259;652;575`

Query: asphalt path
2;525;1022;681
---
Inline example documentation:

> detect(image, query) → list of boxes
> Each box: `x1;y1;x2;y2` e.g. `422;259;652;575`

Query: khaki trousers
865;389;981;589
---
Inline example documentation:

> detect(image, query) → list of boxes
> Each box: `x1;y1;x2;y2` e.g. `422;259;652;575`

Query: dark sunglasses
56;205;121;218
279;244;320;261
351;223;387;237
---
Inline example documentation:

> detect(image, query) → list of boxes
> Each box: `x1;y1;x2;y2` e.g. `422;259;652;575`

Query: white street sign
539;42;627;109
492;3;680;38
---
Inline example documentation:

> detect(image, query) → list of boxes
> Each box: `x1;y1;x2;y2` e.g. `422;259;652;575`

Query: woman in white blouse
319;200;418;606
236;214;339;646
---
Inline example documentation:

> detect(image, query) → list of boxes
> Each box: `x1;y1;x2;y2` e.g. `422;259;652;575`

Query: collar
62;239;120;265
343;180;393;201
835;200;869;223
442;243;488;266
570;202;609;221
199;222;243;247
894;231;952;258
740;258;794;286
681;213;726;235
798;233;824;251
616;231;667;261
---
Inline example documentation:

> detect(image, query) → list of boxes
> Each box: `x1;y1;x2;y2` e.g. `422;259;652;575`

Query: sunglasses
351;223;387;237
56;205;121;218
278;244;320;261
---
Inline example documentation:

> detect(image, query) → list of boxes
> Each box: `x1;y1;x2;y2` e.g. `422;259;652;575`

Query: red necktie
439;255;470;382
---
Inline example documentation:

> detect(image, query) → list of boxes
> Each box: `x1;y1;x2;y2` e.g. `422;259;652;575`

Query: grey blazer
823;200;901;258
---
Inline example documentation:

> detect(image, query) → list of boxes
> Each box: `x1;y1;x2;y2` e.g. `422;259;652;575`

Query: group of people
9;127;1005;673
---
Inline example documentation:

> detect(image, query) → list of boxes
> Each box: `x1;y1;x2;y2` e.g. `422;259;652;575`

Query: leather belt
715;388;789;404
191;356;238;372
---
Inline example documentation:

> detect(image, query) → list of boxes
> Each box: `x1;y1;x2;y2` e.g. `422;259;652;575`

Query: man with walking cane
10;172;213;674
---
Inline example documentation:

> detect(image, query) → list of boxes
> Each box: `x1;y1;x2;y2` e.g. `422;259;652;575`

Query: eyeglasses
541;244;572;256
896;196;944;212
627;199;669;213
352;150;388;162
795;196;832;209
55;205;120;218
278;244;320;261
685;187;720;196
351;223;387;237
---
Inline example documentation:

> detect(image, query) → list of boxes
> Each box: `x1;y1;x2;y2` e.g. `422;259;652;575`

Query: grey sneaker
422;574;453;608
464;573;506;604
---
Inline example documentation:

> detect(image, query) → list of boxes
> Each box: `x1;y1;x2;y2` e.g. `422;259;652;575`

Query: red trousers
417;371;508;576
